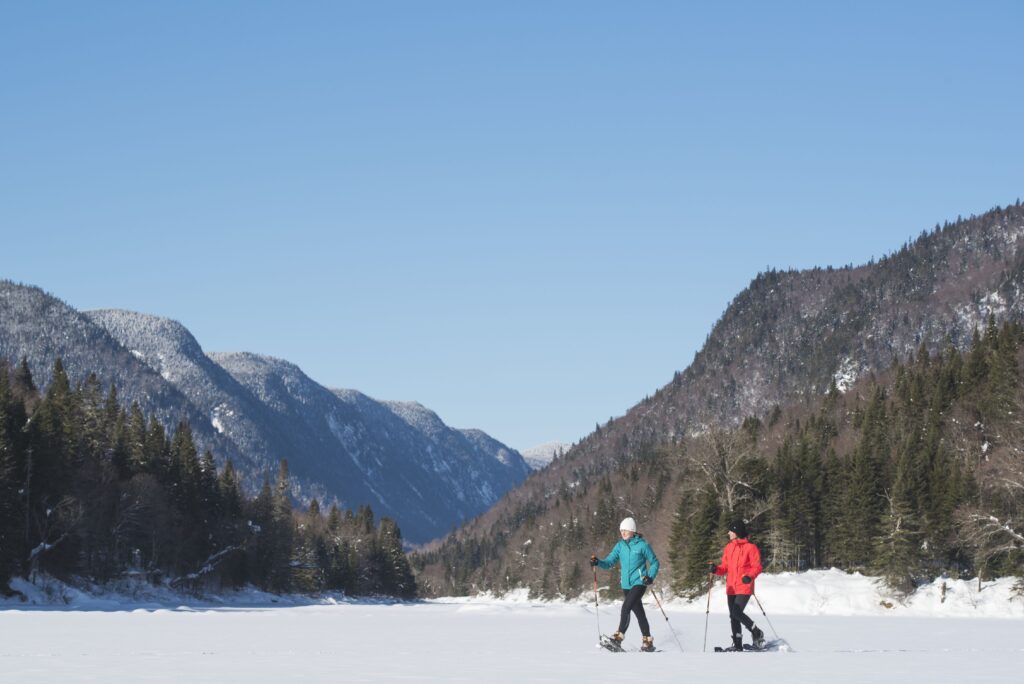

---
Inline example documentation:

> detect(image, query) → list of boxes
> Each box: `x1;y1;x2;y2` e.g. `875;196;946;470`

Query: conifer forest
0;358;416;599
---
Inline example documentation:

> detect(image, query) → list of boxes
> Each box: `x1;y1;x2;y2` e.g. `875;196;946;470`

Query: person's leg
732;594;764;645
628;586;651;637
726;595;743;648
616;588;633;635
732;594;755;631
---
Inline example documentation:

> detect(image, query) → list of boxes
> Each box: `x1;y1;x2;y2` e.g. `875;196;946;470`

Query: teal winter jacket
597;535;660;589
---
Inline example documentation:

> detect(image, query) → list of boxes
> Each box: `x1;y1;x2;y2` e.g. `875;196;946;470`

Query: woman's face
620;529;634;540
728;530;737;541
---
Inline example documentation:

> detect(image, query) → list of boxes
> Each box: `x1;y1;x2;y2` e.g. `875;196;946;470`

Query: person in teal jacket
590;517;660;652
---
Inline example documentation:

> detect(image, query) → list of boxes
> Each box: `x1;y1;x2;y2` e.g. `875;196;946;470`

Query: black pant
617;585;651;637
727;594;755;637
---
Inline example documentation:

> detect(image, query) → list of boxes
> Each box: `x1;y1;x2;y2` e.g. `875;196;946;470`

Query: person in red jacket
708;519;765;651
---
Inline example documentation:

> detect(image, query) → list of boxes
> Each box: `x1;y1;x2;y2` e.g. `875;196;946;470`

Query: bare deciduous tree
687;426;766;520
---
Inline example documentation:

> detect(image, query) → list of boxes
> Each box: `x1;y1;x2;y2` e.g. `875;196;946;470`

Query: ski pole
592;565;602;640
752;592;780;641
703;572;713;652
649;585;684;652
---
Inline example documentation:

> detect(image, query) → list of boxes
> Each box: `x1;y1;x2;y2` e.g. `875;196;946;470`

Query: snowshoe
758;638;792;652
599;633;625;652
714;635;744;652
751;626;766;649
720;638;790;653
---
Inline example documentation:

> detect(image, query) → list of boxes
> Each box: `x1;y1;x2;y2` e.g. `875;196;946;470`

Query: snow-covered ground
2;571;1021;683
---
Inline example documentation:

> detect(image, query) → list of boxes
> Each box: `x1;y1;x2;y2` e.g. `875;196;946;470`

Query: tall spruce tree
676;490;721;596
378;517;416;599
0;370;22;590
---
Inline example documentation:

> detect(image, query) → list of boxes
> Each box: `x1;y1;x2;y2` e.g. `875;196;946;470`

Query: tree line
0;358;416;599
670;317;1023;597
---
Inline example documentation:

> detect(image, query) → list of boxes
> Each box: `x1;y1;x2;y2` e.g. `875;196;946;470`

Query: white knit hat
619;517;637;532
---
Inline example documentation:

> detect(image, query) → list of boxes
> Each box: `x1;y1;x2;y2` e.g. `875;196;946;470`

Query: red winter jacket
712;538;762;595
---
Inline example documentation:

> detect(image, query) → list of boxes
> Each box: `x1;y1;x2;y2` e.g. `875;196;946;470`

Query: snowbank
1;575;400;611
4;570;1021;619
725;569;1023;618
432;570;1024;619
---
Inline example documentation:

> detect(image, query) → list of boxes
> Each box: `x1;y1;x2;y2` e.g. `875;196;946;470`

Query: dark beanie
728;519;748;539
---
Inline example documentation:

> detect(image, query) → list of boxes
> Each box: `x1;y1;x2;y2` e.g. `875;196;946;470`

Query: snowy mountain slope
84;310;288;489
1;284;529;544
198;353;531;543
0;282;257;477
379;400;530;502
520;441;571;470
572;205;1024;468
459;429;524;470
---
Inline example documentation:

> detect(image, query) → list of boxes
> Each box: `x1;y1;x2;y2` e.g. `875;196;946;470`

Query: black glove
642;575;653;586
742;575;752;584
589;554;599;567
707;563;717;574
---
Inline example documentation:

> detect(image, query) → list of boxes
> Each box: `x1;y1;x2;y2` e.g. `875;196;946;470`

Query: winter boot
640;636;655;652
751;626;765;649
610;631;625;644
724;633;743;651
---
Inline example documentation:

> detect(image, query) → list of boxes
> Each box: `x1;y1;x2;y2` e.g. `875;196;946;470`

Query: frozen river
2;597;1020;683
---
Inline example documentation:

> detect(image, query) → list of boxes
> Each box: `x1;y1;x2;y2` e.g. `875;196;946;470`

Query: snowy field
2;571;1021;683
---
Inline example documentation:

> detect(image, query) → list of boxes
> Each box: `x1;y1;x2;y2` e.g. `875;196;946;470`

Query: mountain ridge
1;287;529;543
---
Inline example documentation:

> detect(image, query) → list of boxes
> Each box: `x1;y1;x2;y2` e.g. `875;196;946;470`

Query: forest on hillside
413;319;1024;599
0;358;416;599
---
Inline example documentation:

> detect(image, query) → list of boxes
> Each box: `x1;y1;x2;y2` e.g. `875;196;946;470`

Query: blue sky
2;2;1023;450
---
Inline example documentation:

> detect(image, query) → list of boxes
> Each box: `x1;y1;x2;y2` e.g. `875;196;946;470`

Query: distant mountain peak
520;441;571;470
86;309;205;382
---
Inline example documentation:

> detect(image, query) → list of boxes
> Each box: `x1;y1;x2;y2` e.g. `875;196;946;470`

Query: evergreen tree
0;369;23;589
125;403;147;473
591;478;616;544
378;517;416;599
246;476;275;587
831;386;889;569
268;460;295;591
12;357;38;410
674;490;721;596
873;476;922;595
773;429;825;568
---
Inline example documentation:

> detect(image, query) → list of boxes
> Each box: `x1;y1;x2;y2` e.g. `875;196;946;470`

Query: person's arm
747;543;763;581
710;547;727;575
596;542;620;570
644;542;660;581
